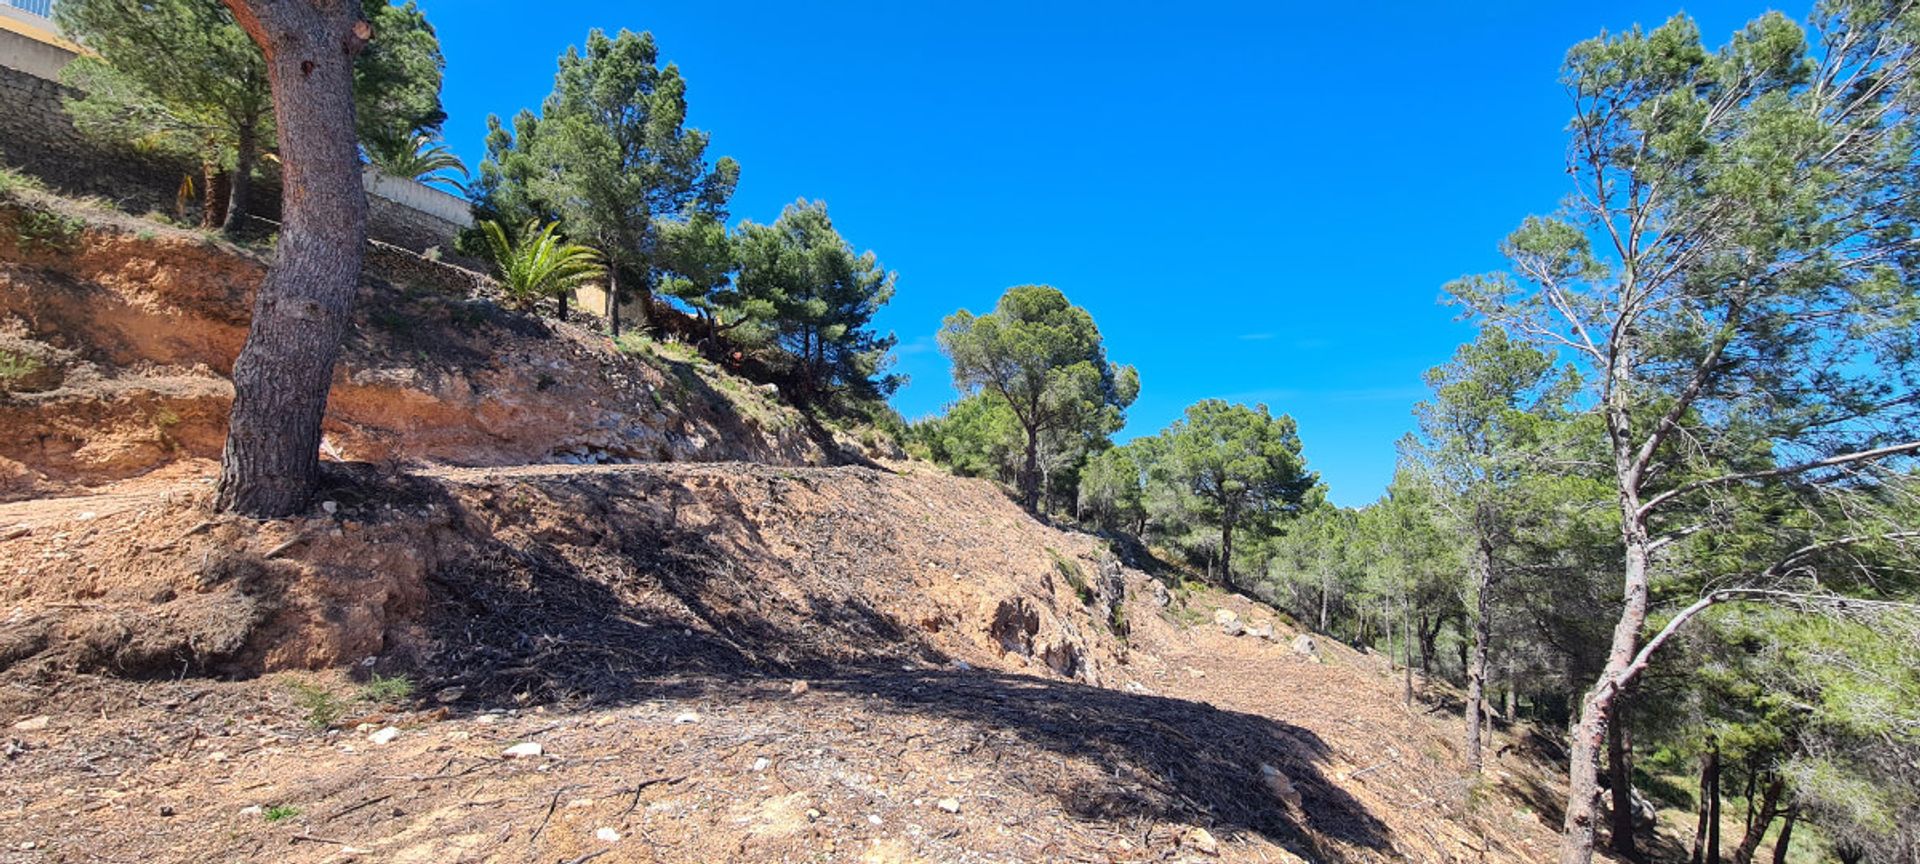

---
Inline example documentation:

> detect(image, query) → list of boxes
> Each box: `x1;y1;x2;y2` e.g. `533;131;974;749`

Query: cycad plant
365;132;469;191
479;220;606;313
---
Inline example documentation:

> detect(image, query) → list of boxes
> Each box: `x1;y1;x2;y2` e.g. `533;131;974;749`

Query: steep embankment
0;460;1571;863
0;188;828;501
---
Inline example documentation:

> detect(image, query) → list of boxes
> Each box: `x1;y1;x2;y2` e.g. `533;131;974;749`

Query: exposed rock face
0;193;828;500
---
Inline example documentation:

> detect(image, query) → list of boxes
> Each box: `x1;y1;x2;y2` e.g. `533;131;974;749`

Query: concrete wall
0;15;77;81
362;169;470;227
361;168;477;266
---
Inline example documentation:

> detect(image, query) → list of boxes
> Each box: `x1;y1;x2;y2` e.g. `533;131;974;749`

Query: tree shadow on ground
324;465;1393;861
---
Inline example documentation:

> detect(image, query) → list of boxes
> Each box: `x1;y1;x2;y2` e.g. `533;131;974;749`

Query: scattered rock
1290;634;1320;658
502;742;543;759
11;715;48;732
1153;581;1172;607
434;686;465;704
1185;826;1220;855
595;827;621;842
935;797;961;814
367;726;399;746
321;501;338;515
788;680;809;696
1212;609;1239;628
238;805;263;816
1247;622;1275;640
1260;763;1303;808
157;805;174;817
752;757;771;772
672;711;702;725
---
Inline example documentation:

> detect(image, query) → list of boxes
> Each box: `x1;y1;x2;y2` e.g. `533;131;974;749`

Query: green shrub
262;805;299;822
289;681;345;730
13;207;84;253
0;350;42;392
1047;547;1096;606
360;673;414;704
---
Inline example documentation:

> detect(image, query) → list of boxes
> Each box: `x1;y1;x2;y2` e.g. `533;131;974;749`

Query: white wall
361;168;473;228
0;14;78;80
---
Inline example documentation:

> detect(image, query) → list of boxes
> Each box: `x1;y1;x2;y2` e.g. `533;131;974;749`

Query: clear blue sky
418;0;1761;507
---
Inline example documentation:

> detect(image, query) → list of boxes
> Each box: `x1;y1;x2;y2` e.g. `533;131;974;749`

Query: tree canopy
937;285;1137;510
56;0;447;232
476;28;739;336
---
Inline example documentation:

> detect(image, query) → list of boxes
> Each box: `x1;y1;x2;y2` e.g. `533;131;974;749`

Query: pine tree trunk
1466;543;1493;773
223;117;259;236
1401;596;1414;706
1020;427;1040;511
1219;515;1234;584
1689;740;1720;864
1770;809;1795;864
203;164;231;229
1559;516;1655;864
1608;703;1637;860
607;266;622;337
1503;660;1517;721
1732;777;1783;864
1319;572;1330;632
1709;757;1722;864
214;0;370;517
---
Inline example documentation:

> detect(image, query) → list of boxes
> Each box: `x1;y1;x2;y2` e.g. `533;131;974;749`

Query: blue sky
418;0;1760;506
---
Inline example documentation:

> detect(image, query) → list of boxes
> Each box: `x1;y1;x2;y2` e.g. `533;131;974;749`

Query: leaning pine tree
1449;7;1920;862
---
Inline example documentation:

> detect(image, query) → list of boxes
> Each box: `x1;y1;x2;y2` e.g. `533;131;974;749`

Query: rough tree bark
1689;738;1720;864
215;0;371;517
1465;537;1495;774
1732;777;1783;864
223;115;259;235
1769;809;1795;864
606;265;622;337
1608;702;1636;860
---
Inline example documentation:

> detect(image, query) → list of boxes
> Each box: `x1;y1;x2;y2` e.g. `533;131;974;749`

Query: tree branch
1637;440;1920;520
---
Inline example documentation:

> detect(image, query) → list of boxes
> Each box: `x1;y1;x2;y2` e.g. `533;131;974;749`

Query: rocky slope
0;187;829;502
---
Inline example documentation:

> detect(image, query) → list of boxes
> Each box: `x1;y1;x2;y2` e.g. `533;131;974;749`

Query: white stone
595;827;621;842
502;742;543;759
367;726;400;746
935;797;961;814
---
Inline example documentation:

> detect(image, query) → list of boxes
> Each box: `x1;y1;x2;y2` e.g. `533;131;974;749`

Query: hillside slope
0;461;1570;863
0;189;1576;863
0;187;830;502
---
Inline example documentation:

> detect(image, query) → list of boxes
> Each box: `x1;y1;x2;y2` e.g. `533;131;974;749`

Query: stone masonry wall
0;58;466;256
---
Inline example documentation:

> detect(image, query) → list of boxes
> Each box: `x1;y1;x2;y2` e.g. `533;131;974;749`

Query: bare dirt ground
0;461;1570;864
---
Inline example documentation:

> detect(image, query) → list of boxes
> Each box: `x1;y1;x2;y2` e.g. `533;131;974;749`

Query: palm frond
366;131;470;191
479;219;606;312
